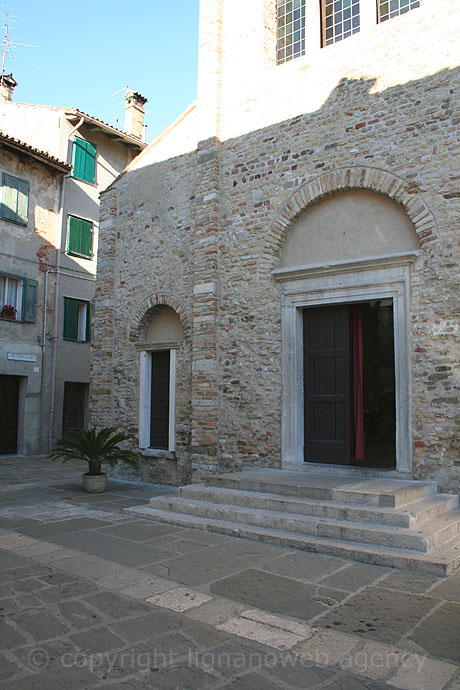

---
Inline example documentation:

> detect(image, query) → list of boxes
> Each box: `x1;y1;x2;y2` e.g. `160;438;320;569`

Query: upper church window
277;0;306;65
321;0;360;46
377;0;420;23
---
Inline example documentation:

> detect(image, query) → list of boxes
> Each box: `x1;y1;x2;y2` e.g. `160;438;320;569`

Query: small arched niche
145;305;184;344
279;189;420;269
138;305;184;455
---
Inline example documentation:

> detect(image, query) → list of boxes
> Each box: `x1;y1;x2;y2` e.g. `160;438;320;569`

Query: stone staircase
127;469;460;576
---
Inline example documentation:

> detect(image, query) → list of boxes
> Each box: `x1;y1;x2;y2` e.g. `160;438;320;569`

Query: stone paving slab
47;529;177;567
96;519;184;542
144;540;285;586
317;586;438;644
210;567;347;620
0;457;459;690
16;517;111;538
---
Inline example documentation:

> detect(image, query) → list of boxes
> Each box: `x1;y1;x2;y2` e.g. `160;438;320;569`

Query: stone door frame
274;252;418;474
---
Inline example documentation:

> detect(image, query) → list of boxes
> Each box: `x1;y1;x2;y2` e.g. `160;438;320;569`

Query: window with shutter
63;297;91;341
71;137;96;184
66;215;93;259
1;173;29;225
0;274;23;320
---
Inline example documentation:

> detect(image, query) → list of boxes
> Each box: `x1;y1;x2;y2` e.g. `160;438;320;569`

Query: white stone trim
276;256;414;474
169;349;176;452
138;348;176;453
138;350;152;450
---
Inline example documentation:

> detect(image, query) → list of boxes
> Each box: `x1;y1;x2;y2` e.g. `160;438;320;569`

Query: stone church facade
91;0;460;493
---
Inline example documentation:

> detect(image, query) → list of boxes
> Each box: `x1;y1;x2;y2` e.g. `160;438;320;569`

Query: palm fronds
49;427;138;476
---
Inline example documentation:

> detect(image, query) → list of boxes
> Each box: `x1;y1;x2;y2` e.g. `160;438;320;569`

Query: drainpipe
47;115;84;451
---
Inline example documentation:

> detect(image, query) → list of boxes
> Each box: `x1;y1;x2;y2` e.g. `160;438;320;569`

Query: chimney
124;89;147;141
0;73;17;101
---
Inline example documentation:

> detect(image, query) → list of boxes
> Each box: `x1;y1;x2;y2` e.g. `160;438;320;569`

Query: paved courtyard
0;457;459;689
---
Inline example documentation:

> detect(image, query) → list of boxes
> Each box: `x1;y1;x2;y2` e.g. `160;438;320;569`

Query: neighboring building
92;0;460;494
0;81;147;453
0;133;70;454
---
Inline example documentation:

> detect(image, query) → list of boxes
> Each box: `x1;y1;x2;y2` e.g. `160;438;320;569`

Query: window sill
63;338;91;343
0;217;27;227
140;449;176;460
65;251;93;260
69;175;97;187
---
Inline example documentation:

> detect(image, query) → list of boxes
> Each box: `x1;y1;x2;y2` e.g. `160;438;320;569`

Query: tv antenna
1;5;35;77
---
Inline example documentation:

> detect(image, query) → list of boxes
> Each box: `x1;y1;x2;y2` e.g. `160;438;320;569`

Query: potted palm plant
49;427;138;493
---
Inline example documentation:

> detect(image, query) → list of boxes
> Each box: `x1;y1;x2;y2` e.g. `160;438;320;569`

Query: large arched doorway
275;189;421;473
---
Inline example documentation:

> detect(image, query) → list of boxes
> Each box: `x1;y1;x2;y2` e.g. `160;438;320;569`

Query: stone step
149;495;460;553
125;505;460;577
179;485;458;529
206;470;436;508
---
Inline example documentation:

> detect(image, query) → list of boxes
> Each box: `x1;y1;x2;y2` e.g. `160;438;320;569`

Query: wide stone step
125;505;460;577
207;470;436;507
179;485;458;529
149;495;460;553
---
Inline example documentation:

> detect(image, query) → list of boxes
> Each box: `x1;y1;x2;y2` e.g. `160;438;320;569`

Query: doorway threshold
283;461;410;479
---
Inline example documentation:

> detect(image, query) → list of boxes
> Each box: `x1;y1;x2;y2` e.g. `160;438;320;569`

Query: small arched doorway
275;189;421;473
137;305;184;453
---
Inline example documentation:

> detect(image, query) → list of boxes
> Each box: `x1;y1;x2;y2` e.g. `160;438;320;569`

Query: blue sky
3;1;200;141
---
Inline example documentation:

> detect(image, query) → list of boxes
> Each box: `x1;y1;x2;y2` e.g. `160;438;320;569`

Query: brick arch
129;292;191;343
260;165;439;273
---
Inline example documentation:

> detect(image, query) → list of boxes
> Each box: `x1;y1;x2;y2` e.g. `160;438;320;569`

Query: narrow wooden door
62;382;87;439
150;350;170;450
0;375;20;454
304;306;351;463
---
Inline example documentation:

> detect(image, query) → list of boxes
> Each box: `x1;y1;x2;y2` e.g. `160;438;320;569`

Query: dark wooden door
150;350;170;450
62;383;88;439
304;306;351;464
0;375;20;454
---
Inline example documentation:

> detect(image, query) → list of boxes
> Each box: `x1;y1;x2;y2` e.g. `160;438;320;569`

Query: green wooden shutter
84;141;96;183
63;298;78;339
80;219;92;258
16;178;29;224
22;278;38;322
1;173;29;224
67;216;92;258
72;137;96;183
67;216;80;255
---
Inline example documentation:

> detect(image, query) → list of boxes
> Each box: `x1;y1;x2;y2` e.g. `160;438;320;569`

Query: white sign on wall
7;353;37;362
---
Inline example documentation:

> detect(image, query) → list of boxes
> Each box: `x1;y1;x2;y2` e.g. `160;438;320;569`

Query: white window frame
139;346;177;453
274;252;418;475
77;303;88;341
0;275;23;320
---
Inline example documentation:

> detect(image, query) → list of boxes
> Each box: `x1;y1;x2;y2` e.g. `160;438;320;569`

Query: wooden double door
303;305;353;464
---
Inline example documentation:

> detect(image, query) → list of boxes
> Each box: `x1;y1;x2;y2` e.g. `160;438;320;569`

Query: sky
2;0;200;142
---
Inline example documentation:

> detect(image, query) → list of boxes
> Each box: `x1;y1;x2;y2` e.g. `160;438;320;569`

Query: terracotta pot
1;313;15;320
82;472;107;493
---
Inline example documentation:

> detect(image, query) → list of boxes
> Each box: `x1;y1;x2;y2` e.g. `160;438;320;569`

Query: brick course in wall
91;0;460;492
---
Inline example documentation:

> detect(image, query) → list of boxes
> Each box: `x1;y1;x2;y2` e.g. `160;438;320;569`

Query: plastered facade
92;0;460;492
0;142;67;454
0;97;144;450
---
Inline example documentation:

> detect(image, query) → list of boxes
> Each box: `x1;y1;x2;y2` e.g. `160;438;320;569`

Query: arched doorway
275;188;421;473
137;305;185;453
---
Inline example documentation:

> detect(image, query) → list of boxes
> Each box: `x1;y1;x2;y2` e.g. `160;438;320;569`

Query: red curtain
350;305;365;461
